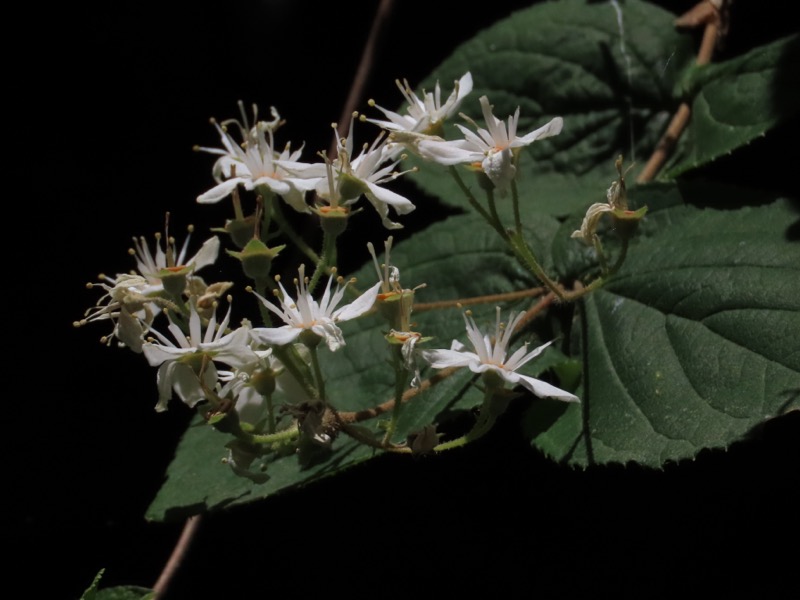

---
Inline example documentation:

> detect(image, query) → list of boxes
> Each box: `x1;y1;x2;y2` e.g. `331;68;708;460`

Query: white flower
251;264;381;352
415;95;563;195
571;201;614;246
420;308;579;402
366;72;473;135
571;155;644;245
196;103;324;211
131;230;220;295
76;274;158;353
316;120;415;229
143;301;256;411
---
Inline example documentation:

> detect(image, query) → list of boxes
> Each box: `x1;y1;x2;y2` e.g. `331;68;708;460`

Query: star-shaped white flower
414;95;563;195
131;230;220;295
316;120;416;229
366;72;473;135
196;104;324;211
143;301;256;411
251;264;381;352
420;308;579;402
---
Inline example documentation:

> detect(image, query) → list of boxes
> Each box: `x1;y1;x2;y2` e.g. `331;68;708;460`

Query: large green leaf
665;34;800;177
526;183;800;466
405;0;696;217
148;1;798;519
147;211;561;521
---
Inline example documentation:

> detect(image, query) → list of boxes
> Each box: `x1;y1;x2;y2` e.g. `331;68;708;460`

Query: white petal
364;181;415;213
514;117;563;146
197;178;242;203
313;322;345;352
143;343;192;367
420;348;478;370
250;325;303;347
516;373;579;402
154;361;176;412
188;236;220;271
507;340;553;371
417;139;480;165
333;281;381;322
173;362;216;407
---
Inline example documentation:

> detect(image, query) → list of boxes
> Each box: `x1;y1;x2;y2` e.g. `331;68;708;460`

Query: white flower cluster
78;70;578;472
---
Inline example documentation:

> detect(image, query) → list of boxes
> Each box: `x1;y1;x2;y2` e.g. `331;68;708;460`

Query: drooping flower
75;274;162;353
196;103;324;211
142;300;256;411
572;155;647;245
412;95;563;195
250;264;381;352
366;72;473;136
420;308;579;402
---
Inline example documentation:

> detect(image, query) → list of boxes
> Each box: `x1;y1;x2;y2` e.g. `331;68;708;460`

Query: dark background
15;1;798;597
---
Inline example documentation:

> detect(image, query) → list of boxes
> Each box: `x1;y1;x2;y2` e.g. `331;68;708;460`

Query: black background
15;1;798;597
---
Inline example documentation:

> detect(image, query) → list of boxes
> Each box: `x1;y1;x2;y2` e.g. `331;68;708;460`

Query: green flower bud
227;239;285;280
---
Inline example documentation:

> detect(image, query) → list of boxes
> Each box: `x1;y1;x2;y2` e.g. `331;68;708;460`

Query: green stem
245;423;300;447
507;231;566;301
381;349;409;446
449;166;508;240
308;229;338;293
253;281;274;327
264;393;276;434
592;234;609;275
272;344;320;402
607;237;630;276
308;344;327;403
432;386;508;452
486;188;504;236
511;179;522;236
271;199;321;264
257;187;275;244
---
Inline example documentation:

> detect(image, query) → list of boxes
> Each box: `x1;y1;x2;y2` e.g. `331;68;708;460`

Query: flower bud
315;205;350;238
227;239;285;280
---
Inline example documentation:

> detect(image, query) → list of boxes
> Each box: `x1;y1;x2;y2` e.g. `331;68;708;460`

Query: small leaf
80;569;104;600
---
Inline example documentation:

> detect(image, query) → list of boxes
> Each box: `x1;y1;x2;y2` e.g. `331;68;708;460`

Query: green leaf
95;587;154;600
80;569;104;600
405;0;696;217
147;211;561;521
666;34;800;177
526;183;800;467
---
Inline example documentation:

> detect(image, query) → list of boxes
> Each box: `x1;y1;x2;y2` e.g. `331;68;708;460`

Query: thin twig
338;366;461;423
152;515;202;598
637;1;723;183
413;287;545;312
329;0;396;158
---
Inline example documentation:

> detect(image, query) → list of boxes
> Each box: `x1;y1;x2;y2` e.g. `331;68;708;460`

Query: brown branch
328;0;396;159
637;1;724;183
152;514;202;598
337;365;461;424
413;287;545;313
515;291;557;331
